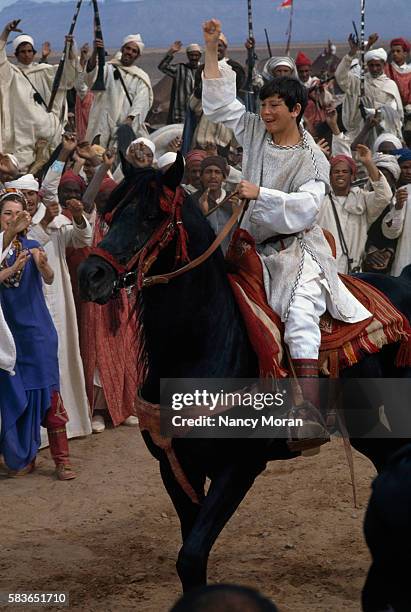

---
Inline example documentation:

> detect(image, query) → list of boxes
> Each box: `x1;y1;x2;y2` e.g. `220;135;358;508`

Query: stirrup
286;400;330;453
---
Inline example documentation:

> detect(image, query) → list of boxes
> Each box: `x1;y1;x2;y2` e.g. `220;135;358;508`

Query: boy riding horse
201;19;372;449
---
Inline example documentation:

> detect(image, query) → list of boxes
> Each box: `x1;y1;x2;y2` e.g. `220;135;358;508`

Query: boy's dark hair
259;77;308;125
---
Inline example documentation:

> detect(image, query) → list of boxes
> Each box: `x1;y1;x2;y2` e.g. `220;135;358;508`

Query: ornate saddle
226;229;411;379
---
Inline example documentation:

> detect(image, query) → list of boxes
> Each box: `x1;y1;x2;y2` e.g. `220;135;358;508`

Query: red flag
278;0;292;8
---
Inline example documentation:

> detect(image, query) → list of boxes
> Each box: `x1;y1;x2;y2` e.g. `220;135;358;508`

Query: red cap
390;38;411;53
295;51;312;67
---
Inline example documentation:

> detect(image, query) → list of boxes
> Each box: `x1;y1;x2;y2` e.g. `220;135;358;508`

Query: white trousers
284;254;329;360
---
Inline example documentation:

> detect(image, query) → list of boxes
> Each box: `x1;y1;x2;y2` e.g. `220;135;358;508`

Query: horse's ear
161;151;185;190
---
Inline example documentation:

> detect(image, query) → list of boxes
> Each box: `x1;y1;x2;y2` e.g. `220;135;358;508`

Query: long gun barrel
264;28;273;57
91;0;106;91
47;0;83;113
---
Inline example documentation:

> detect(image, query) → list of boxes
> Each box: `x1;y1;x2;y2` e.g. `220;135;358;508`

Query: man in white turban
158;40;202;123
261;56;298;81
0;19;77;171
85;33;153;149
335;35;404;146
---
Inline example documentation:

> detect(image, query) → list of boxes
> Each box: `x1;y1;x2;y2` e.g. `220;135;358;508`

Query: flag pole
285;0;294;56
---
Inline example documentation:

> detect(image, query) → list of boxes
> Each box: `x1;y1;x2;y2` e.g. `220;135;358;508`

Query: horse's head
79;154;185;304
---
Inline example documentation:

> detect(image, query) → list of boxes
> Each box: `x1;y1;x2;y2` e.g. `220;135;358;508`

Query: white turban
157;152;178;170
186;44;201;54
12;34;35;52
122;34;144;54
262;56;298;80
372;153;401;181
373;133;403;153
5;173;39;192
126;137;156;159
365;48;388;64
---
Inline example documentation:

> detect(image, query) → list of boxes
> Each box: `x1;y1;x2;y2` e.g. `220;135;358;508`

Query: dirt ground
0;429;376;612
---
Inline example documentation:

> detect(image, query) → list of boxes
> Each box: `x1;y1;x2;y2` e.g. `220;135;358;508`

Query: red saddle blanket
226;229;411;378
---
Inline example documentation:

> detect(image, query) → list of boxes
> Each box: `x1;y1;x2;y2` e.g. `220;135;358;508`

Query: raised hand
10;210;31;235
41;41;51;59
62;132;78;153
3;19;22;38
367;33;379;50
395;187;408;210
203;19;222;46
317;138;331;159
167;137;182;153
355;144;372;165
42;201;60;227
348;33;359;57
93;38;104;50
103;149;115;170
66;198;85;223
245;37;255;50
169;40;182;54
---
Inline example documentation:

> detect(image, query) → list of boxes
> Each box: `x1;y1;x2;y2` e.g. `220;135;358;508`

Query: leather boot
287;358;330;452
44;392;76;480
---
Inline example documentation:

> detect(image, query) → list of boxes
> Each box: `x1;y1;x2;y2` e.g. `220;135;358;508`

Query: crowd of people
0;13;411;480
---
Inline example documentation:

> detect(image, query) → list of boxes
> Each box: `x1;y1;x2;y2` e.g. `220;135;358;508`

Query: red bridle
89;188;246;292
89;185;189;290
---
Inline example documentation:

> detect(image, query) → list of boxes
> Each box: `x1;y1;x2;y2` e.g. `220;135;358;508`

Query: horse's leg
159;458;205;541
176;458;266;592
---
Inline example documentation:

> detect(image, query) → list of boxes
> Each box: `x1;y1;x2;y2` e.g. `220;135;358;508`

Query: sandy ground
0;428;376;612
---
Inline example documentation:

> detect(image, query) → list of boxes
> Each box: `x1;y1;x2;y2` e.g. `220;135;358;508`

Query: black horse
79;160;411;593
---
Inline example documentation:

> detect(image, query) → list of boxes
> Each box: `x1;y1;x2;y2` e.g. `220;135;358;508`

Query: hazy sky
0;0;409;45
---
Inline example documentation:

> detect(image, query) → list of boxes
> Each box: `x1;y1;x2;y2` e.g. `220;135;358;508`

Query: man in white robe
381;151;411;276
5;173;93;441
335;40;404;144
84;34;153;149
318;149;392;273
0;19;76;172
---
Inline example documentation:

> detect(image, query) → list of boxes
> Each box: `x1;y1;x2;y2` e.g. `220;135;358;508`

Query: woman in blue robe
0;191;68;476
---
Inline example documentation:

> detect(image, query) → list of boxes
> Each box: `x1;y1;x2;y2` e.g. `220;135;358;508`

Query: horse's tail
400;264;411;284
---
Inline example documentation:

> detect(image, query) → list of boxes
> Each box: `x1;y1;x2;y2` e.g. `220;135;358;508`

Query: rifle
264;28;272;58
91;0;106;91
243;0;257;112
47;0;83;113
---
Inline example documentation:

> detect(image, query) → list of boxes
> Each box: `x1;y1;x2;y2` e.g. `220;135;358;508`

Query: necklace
266;137;303;150
0;238;24;288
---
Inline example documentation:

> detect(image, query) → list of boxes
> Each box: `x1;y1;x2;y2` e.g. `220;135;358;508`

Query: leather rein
90;188;247;292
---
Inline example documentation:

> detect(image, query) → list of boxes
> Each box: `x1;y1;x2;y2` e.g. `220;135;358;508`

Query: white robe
318;176;393;273
382;184;411;276
0;40;76;172
335;54;404;141
85;59;153;148
28;205;92;440
202;66;371;357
